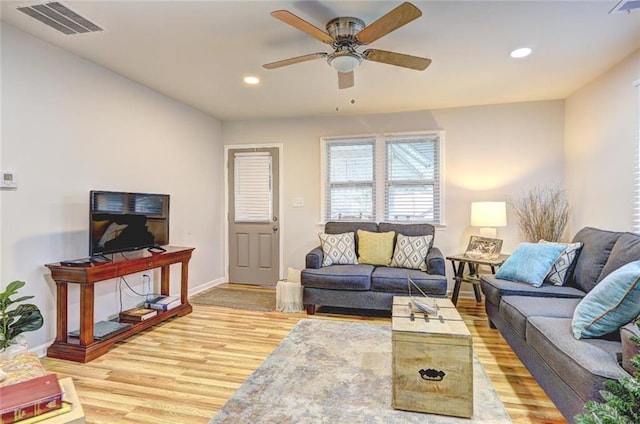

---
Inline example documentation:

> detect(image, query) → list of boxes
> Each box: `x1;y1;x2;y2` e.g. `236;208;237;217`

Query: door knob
273;226;279;231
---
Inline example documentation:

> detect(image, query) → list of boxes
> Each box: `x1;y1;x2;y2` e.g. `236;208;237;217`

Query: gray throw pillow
319;232;358;266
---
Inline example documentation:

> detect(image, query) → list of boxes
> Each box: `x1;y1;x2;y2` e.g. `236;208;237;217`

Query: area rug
190;286;275;311
210;319;512;423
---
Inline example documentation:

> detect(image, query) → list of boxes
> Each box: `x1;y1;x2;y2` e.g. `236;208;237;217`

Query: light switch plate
0;171;17;188
292;197;304;208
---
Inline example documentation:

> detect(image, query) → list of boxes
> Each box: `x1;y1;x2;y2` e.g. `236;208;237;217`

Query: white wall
222;100;566;286
0;24;225;352
565;49;640;233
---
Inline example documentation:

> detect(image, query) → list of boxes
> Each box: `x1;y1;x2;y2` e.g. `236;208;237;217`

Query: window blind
385;134;440;222
634;79;640;232
324;138;375;221
234;152;272;222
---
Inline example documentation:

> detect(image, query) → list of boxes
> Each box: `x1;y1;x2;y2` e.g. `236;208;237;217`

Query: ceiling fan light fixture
328;53;361;73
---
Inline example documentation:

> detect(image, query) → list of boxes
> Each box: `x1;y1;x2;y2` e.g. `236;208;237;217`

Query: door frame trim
223;143;284;283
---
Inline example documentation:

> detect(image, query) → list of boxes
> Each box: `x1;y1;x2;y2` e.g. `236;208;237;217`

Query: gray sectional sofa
301;221;447;314
481;227;640;423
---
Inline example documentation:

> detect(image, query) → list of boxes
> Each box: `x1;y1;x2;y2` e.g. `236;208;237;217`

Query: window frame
321;130;445;225
634;79;640;232
321;135;376;221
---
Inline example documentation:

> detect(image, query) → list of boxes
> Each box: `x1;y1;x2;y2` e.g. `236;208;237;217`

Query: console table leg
55;282;68;342
160;265;170;296
180;259;190;305
79;284;94;346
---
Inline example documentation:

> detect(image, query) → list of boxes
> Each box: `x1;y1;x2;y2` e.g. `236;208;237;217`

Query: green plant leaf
2;295;35;308
1;281;44;350
0;281;25;301
6;304;43;340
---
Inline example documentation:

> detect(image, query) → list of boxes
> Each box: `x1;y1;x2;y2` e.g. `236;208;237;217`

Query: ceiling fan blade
355;2;422;45
338;71;354;89
362;49;431;71
271;10;334;44
263;52;328;69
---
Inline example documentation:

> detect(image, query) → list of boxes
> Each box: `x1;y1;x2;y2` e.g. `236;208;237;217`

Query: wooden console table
45;246;195;363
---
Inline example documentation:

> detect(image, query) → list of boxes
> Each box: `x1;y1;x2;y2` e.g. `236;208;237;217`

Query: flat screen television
90;190;170;256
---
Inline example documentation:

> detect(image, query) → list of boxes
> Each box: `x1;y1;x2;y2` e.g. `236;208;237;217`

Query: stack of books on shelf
0;352;71;424
144;295;181;311
119;307;157;322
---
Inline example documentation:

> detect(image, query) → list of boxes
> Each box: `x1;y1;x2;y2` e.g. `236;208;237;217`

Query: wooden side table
446;254;509;306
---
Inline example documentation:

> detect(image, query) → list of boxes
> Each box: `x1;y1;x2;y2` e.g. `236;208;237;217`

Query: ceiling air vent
610;0;640;14
17;2;102;35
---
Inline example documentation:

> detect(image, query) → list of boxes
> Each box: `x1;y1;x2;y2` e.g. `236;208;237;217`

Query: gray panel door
228;147;279;285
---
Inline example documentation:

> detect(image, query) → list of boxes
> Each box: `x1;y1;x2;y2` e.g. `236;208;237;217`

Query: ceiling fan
263;2;431;89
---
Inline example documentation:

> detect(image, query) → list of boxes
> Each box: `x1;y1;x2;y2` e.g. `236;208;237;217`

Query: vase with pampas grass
509;185;570;242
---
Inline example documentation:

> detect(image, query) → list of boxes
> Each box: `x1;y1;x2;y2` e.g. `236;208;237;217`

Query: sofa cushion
356;230;395;266
319;232;358;266
539;240;583;286
301;264;374;290
500;296;581;339
572;261;640;339
570;227;621;292
481;275;586;307
597;232;640;283
378;222;435;249
325;221;378;234
495;242;566;287
621;320;640;375
390;233;433;271
370;267;447;296
526;316;629;403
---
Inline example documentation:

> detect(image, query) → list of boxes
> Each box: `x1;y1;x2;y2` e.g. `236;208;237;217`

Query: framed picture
465;236;503;260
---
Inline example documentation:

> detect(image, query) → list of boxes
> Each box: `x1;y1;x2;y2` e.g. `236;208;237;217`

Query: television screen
90;191;169;256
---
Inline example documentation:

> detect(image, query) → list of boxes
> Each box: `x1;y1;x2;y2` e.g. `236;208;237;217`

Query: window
322;131;444;224
323;137;376;220
386;134;440;222
234;152;273;222
634;79;640;232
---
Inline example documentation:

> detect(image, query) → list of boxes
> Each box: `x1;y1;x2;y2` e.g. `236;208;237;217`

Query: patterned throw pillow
319;232;358;266
572;261;640;339
539;240;583;286
357;230;395;266
390;234;433;271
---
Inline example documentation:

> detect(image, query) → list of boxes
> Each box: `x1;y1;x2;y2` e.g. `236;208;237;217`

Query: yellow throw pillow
357;230;396;266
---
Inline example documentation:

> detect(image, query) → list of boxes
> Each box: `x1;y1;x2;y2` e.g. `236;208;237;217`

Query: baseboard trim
189;277;224;296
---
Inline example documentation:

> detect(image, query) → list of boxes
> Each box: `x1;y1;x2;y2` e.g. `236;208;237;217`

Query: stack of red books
0;353;64;424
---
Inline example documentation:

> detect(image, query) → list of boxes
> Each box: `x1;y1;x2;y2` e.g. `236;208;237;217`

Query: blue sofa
480;227;639;423
301;221;447;315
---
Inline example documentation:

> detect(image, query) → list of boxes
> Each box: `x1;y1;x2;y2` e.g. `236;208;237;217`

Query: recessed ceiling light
244;76;260;85
510;47;532;58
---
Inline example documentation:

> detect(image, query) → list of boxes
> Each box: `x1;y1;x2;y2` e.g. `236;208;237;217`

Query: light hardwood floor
41;284;568;423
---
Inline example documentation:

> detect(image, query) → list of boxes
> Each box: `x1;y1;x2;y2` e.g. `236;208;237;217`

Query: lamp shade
471;202;507;227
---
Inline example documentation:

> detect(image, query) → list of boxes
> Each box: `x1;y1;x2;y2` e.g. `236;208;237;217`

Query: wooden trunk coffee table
391;296;473;418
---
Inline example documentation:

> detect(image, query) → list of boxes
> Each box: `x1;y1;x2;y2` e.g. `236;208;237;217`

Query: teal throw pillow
495;242;566;287
572;261;640;339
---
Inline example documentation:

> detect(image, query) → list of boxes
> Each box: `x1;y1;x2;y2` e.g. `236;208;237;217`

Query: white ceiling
2;1;639;121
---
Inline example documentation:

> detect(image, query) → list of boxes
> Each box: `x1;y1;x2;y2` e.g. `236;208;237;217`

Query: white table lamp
471;201;507;238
